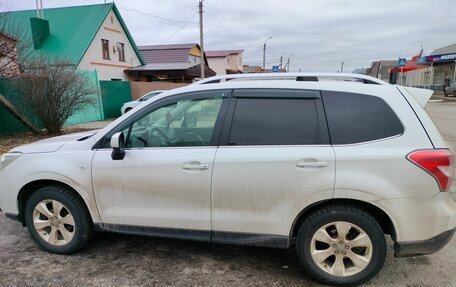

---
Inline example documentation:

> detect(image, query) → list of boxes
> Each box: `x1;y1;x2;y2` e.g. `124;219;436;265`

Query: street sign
272;65;279;72
398;58;407;67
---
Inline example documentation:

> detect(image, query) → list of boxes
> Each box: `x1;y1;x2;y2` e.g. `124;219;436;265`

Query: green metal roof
0;3;144;66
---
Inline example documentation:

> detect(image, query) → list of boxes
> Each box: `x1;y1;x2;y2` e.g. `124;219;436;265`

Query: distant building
243;65;262;73
0;33;20;77
380;43;456;91
242;65;286;73
0;3;145;81
414;43;456;90
127;43;215;83
367;60;397;82
206;50;244;75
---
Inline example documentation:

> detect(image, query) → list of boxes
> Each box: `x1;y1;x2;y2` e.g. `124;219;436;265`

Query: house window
102;39;110;59
117;42;125;62
188;55;201;64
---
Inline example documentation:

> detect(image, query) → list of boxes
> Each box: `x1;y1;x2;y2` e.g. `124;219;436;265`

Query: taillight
407;149;455;192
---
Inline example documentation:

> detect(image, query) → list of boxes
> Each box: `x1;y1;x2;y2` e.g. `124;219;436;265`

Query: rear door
211;89;335;239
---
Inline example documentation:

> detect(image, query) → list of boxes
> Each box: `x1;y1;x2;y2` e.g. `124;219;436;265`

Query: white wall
227;52;243;71
207;52;244;75
78;9;141;81
208;57;228;75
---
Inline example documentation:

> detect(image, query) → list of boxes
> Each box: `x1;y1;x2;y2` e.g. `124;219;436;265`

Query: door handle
296;161;328;168
182;162;209;170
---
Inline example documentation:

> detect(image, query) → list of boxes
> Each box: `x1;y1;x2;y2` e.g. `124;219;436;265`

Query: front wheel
24;185;93;254
296;205;386;286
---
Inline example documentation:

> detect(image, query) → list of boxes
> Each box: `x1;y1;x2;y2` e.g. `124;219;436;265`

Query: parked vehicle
120;90;164;114
1;73;455;286
444;81;456;97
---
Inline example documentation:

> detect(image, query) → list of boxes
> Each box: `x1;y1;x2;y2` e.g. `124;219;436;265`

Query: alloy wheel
310;221;373;277
32;199;75;246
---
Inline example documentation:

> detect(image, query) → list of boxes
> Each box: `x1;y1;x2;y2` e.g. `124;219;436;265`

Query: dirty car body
1;73;455;286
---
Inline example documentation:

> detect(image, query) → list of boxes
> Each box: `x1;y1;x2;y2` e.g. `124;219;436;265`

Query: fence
0;70;103;135
99;80;131;119
0;78;42;135
130;81;187;100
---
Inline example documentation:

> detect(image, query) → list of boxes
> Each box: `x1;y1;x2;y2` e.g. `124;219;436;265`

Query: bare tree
17;58;96;134
0;12;33;77
0;9;45;134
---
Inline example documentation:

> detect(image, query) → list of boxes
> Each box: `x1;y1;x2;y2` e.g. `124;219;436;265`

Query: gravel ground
0;102;455;287
0;215;454;287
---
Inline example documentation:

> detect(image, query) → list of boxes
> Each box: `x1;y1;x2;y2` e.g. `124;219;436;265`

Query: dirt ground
0;102;455;286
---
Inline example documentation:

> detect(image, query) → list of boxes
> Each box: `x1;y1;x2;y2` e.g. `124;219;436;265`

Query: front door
92;90;229;235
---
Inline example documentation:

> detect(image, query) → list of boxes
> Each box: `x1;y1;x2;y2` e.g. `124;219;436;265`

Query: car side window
322;91;404;144
110;94;225;148
227;90;329;145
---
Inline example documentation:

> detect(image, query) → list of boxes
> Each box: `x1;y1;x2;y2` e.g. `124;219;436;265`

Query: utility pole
279;56;283;69
262;36;272;71
340;61;344;73
36;0;44;18
285;54;294;72
199;0;205;79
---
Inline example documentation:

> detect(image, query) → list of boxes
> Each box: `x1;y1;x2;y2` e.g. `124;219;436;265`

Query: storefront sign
417;53;456;65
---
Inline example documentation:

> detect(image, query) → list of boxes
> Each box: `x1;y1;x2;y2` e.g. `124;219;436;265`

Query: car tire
296;205;386;286
125;108;132;113
24;185;93;254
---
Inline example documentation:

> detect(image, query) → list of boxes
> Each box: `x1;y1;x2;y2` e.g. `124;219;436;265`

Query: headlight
0;152;21;171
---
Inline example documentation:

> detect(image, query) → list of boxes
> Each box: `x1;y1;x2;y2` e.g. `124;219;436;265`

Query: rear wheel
296;205;386;286
24;185;93;254
125;107;132;113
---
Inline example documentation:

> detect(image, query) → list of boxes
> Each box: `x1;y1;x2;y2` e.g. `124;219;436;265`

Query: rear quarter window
322;91;404;144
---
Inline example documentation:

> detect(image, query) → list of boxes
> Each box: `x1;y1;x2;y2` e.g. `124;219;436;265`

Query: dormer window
188;55;201;64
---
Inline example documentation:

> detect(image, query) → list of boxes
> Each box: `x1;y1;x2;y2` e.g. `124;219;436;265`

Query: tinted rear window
228;96;329;145
322;91;404;144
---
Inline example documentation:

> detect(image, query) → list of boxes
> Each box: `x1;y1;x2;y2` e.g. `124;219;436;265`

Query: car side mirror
111;132;126;160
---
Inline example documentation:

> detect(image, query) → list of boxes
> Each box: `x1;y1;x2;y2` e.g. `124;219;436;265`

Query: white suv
0;73;455;286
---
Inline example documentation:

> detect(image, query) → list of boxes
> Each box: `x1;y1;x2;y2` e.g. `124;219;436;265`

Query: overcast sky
1;0;455;72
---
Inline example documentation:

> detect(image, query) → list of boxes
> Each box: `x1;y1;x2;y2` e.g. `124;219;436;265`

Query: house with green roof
0;3;145;135
1;3;144;81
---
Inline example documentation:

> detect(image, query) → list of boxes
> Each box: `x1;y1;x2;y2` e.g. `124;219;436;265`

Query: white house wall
77;9;141;81
208;57;228;75
207;52;244;75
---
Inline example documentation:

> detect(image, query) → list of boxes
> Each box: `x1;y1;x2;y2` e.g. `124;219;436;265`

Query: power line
161;13;197;44
172;0;196;11
204;2;240;34
116;4;197;25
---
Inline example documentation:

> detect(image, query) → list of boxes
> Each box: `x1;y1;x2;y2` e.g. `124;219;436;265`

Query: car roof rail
193;73;389;86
